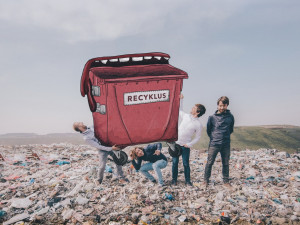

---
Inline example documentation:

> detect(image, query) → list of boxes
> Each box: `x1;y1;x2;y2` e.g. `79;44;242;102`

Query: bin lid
81;52;188;97
90;64;187;79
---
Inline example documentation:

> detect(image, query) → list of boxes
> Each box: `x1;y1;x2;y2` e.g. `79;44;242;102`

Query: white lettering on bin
124;90;169;105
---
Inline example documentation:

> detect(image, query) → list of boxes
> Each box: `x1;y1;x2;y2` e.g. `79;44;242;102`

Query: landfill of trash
0;143;299;225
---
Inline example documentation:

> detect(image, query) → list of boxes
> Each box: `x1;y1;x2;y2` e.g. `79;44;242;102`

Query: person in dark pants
171;94;206;186
204;96;234;187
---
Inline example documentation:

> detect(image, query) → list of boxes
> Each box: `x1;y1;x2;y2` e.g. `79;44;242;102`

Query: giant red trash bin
81;52;188;147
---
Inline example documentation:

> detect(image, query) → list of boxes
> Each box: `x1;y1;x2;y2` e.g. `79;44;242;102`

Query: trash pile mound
0;144;299;225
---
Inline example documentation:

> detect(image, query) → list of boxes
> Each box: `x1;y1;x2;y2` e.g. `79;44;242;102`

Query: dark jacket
207;110;234;147
132;143;167;170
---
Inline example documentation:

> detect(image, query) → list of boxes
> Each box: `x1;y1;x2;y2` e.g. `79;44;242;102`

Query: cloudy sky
0;0;299;134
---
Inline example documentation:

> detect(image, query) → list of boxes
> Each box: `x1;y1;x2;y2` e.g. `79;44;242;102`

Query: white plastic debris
1;144;299;224
62;208;74;220
66;180;87;196
10;198;32;208
3;213;30;225
76;195;89;205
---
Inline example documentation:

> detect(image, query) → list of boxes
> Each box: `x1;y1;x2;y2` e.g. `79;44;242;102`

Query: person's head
217;96;229;113
73;122;87;133
129;147;144;160
191;104;206;118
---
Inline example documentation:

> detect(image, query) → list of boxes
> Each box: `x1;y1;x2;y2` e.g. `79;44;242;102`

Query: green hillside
194;125;300;153
1;126;299;153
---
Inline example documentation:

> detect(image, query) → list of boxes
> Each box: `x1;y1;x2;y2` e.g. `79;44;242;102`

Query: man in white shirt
73;122;128;184
171;94;206;186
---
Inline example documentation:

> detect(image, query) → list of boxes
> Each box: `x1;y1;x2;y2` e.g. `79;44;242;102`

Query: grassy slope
193;126;300;153
1;126;299;153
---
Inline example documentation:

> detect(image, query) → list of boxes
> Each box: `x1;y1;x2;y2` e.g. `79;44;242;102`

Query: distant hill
0;133;85;145
0;126;299;153
194;125;300;153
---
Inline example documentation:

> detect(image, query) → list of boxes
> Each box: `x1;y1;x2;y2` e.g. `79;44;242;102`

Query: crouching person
73;122;128;184
130;143;167;187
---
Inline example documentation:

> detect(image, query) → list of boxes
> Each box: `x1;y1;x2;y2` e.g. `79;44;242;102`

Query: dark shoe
96;179;102;186
203;181;209;187
158;183;166;188
171;180;177;185
224;183;232;188
119;178;130;183
151;180;157;183
185;181;193;186
111;177;119;182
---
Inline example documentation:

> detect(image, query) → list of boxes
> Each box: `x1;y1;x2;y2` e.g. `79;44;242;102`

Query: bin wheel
111;150;128;166
168;144;182;157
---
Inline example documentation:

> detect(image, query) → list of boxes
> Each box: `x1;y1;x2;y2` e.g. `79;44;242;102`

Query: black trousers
204;145;230;183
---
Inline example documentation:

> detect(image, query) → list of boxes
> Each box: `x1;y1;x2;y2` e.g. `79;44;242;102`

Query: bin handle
81;60;93;97
87;79;97;112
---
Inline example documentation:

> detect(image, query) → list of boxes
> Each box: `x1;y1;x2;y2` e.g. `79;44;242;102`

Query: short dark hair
217;96;229;106
73;125;81;132
195;104;206;117
74;127;81;132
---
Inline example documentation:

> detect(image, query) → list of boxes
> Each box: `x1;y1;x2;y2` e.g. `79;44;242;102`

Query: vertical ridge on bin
159;80;177;141
112;85;133;144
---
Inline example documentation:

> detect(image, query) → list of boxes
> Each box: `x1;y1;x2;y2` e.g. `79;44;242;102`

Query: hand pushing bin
81;52;188;147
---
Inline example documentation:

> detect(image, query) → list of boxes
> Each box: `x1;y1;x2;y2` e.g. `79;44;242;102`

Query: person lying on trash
73;122;129;185
130;143;167;187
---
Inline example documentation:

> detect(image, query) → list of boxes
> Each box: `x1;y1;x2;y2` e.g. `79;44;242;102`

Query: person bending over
73;122;128;184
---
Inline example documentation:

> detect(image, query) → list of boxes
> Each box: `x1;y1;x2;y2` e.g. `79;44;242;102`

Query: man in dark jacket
204;96;234;187
130;143;168;186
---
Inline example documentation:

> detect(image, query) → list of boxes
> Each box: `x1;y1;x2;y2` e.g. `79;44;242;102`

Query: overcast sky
0;0;299;134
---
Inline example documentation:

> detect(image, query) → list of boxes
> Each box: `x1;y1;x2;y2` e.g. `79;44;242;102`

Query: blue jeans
140;159;167;185
172;146;190;183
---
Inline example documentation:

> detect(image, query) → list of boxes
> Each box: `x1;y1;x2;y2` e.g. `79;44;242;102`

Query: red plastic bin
81;52;188;147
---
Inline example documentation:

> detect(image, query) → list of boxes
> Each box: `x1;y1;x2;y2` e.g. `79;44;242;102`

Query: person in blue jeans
130;143;167;186
171;94;206;186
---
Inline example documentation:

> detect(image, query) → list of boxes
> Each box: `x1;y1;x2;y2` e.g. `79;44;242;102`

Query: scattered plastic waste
10;197;33;208
2;213;29;225
220;215;231;224
173;207;186;213
178;215;187;222
4;175;21;180
47;197;63;206
29;178;35;184
164;193;174;201
105;164;113;173
273;198;282;204
0;144;299;224
76;195;89;205
0;210;7;217
164;214;170;219
55;160;70;166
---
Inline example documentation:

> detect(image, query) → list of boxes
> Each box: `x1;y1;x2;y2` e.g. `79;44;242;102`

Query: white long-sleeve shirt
82;126;112;152
176;99;203;148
